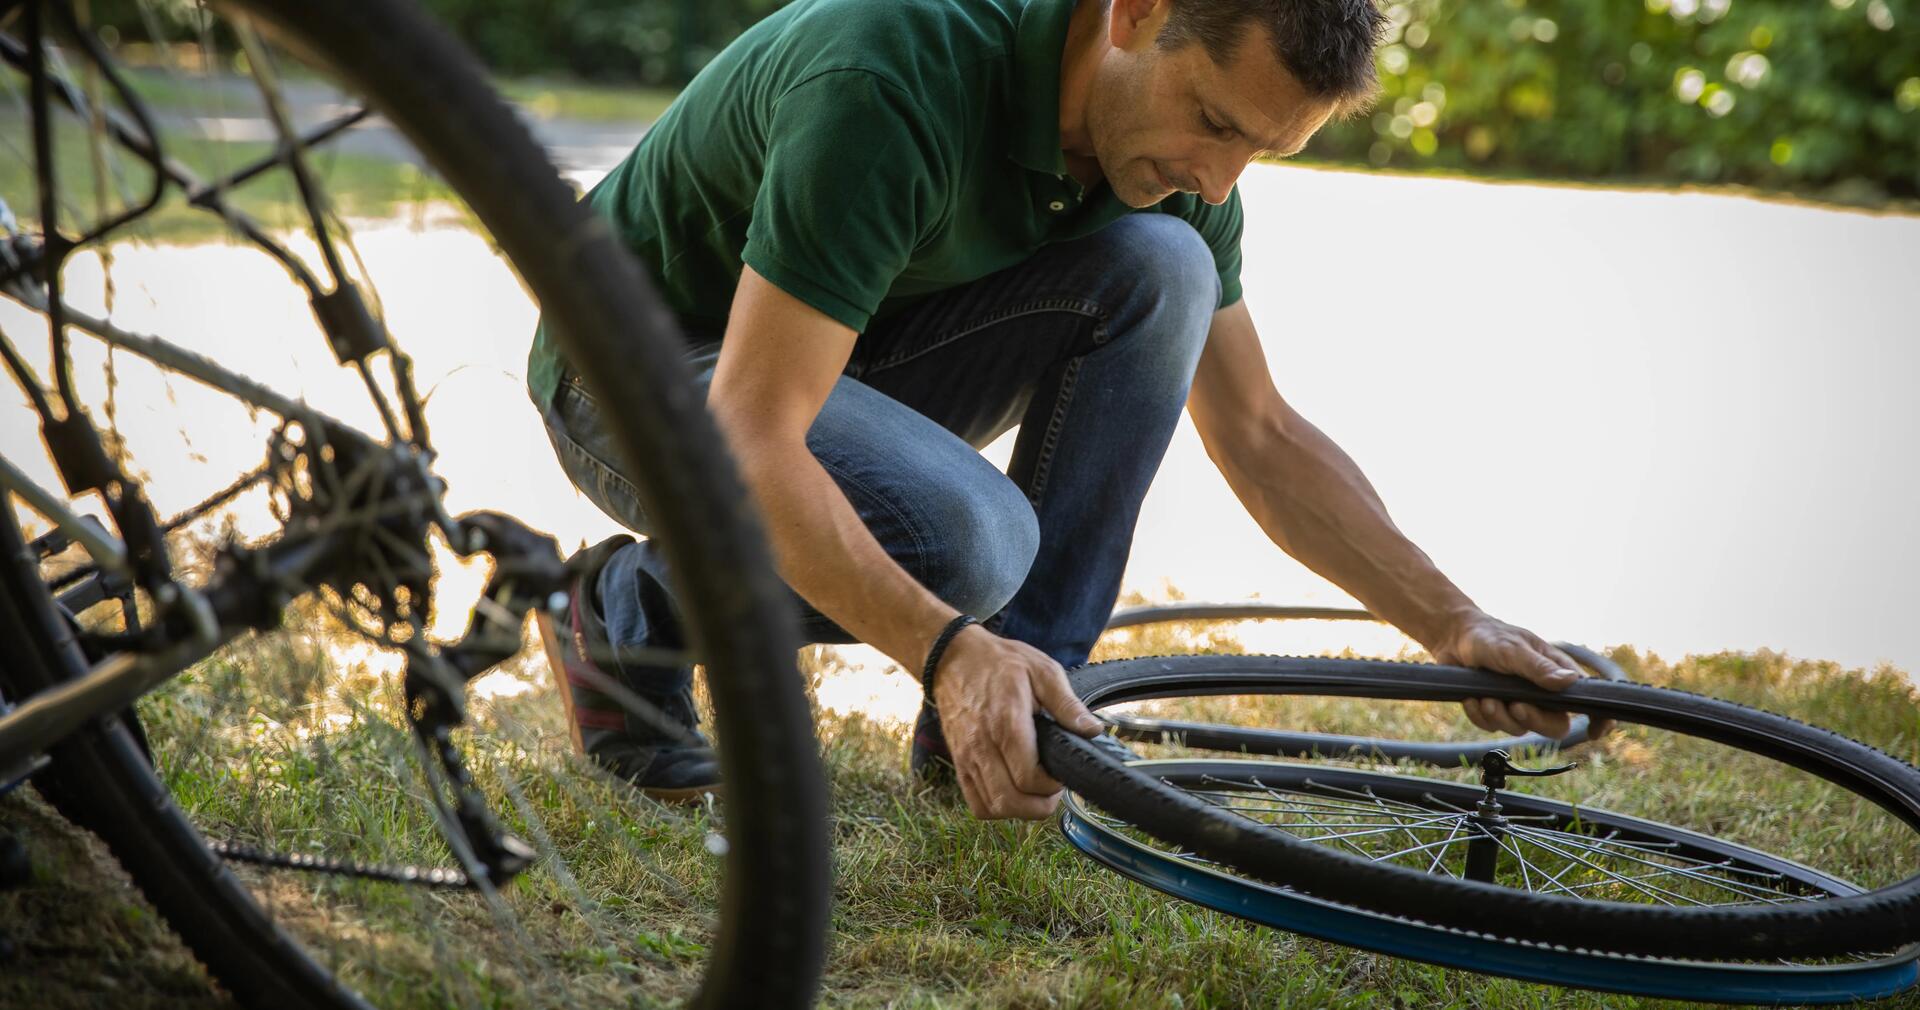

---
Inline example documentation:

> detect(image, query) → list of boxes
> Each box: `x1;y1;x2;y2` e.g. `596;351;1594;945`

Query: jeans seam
868;297;1102;373
1025;354;1082;504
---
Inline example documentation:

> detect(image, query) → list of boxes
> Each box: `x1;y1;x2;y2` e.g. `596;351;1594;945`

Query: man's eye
1199;110;1232;138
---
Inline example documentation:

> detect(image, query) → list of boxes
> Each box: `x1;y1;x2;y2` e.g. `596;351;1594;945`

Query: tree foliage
81;0;1920;197
416;0;1919;198
1313;0;1920;198
413;0;786;86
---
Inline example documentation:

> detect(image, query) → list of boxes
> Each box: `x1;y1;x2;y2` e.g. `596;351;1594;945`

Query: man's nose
1194;151;1247;206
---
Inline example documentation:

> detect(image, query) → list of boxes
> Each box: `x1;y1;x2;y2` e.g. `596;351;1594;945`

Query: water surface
4;164;1913;724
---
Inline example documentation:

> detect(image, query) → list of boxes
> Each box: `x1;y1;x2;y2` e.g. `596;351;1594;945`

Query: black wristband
920;614;978;707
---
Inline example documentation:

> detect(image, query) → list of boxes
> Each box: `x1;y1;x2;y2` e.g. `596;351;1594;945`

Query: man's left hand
1432;613;1615;741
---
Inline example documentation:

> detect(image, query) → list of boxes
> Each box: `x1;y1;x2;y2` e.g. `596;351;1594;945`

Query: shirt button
1048;200;1066;212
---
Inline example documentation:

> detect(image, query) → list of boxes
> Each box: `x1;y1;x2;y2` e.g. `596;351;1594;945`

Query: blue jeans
538;215;1221;696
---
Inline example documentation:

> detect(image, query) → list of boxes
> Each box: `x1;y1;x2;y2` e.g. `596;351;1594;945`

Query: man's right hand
928;625;1104;821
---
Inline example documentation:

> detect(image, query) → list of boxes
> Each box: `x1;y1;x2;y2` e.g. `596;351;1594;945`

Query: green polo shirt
527;0;1245;409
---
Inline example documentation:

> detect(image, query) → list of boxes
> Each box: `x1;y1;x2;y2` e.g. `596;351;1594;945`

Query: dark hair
1155;0;1388;114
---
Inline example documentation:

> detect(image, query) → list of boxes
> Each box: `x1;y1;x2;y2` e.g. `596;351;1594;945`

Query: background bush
412;0;787;85
420;0;1920;199
1313;0;1920;199
89;0;1920;199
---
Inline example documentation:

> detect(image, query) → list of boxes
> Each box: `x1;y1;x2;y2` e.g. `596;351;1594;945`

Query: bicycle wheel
0;1;827;1007
1040;655;1920;1002
1100;603;1626;763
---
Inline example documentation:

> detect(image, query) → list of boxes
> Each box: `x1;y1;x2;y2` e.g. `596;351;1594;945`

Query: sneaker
535;535;722;802
909;702;955;784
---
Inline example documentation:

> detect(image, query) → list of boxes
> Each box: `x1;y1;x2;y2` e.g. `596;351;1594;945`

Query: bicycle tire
1100;603;1626;763
1038;654;1920;960
1059;760;1919;1003
0;0;829;1006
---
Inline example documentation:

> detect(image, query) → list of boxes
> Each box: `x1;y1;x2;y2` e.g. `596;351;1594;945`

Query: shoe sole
640;782;725;804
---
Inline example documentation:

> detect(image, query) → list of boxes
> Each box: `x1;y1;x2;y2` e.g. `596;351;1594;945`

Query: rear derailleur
217;509;591;893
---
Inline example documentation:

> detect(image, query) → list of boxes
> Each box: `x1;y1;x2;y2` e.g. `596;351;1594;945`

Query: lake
4;162;1914;724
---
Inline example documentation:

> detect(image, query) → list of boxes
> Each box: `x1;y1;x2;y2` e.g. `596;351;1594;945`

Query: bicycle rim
1040;655;1920;966
1061;758;1919;1003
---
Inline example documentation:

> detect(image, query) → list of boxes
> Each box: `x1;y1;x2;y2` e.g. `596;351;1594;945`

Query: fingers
987;743;1062;818
1028;659;1102;736
1542;641;1586;678
954;737;1059;821
1542;646;1616;740
1451;619;1580;692
994;702;1063;796
1503;633;1580;691
1462;697;1571;738
941;640;1067;820
1508;701;1571;739
956;763;989;819
1451;620;1611;742
1462;697;1499;733
1498;632;1600;738
1463;697;1525;735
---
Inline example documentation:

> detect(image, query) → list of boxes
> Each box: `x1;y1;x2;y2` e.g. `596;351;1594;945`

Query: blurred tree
69;0;1920;199
413;0;787;86
1314;0;1920;199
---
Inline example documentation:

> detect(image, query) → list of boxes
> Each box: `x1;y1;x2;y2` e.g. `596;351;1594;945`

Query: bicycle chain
207;838;473;890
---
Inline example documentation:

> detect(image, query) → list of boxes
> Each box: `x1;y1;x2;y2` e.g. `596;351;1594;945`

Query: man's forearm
1208;410;1480;650
726;435;958;673
1188;305;1591;735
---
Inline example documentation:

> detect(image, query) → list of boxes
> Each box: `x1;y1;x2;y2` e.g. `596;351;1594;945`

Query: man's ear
1109;0;1171;53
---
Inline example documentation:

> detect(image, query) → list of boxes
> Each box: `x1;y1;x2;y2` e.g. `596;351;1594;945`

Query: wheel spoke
1287;816;1461;845
1505;828;1709;906
1507;825;1806;903
1131;762;1841;913
1424;817;1466;878
1368;830;1483;865
1492;831;1591;897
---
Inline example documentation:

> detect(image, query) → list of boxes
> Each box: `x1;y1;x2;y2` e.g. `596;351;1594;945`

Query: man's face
1085;6;1342;209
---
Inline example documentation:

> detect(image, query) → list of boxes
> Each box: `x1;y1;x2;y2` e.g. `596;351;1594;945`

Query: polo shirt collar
1009;0;1076;174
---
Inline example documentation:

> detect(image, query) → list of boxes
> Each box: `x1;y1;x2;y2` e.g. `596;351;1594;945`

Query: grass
101;60;674;129
492;77;679;125
0;110;473;250
4;581;1920;1009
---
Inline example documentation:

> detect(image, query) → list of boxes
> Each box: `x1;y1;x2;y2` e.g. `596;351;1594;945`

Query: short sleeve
741;70;949;332
1171;188;1245;310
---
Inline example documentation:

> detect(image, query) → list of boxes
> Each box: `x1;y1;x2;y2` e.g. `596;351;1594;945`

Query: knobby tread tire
1041;654;1920;960
1105;608;1627;762
2;0;828;1006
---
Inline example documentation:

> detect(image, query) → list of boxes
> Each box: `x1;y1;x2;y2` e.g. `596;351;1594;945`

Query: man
528;0;1602;818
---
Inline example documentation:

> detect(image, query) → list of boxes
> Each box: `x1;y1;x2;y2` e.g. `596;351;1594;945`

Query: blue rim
1061;800;1920;1005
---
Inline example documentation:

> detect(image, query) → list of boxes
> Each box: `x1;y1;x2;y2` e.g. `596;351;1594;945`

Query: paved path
122;67;645;188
